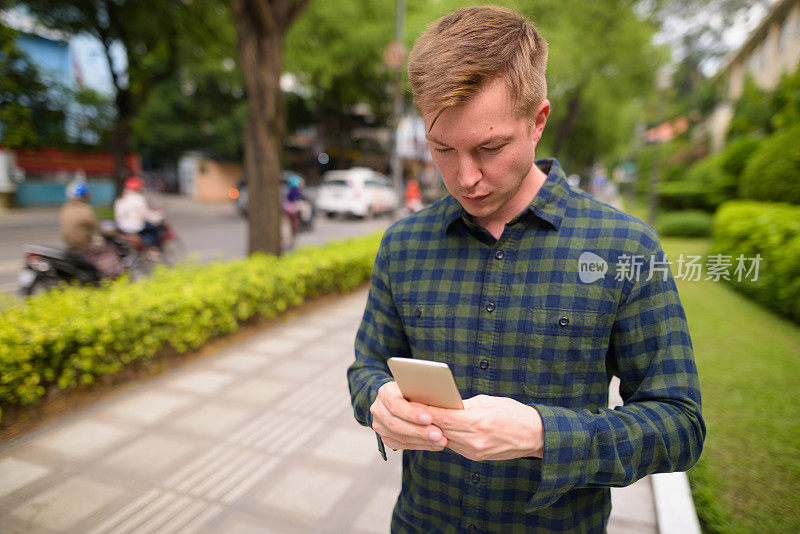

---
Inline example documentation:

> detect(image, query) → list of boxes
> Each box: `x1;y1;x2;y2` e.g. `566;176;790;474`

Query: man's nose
457;155;481;189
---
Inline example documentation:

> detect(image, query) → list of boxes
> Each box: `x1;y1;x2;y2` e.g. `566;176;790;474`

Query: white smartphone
387;357;464;409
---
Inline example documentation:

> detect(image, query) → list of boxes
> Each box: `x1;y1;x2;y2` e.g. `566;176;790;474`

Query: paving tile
0;457;52;499
245;336;302;356
102;434;197;476
611;477;656;526
265;359;324;382
352;486;400;533
104;390;195;425
10;476;124;531
222;377;292;406
211;351;273;374
260;467;353;520
312;427;381;466
29;420;134;459
205;513;291;534
86;488;224;534
272;324;327;341
169;403;255;437
165;369;237;395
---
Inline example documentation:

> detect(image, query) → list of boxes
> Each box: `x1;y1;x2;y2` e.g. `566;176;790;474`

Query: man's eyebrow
424;133;513;146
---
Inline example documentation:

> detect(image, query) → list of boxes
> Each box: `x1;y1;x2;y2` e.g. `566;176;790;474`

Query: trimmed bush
719;135;761;178
684;152;732;208
658;181;714;211
739;125;800;204
711;201;800;322
657;210;713;237
0;234;382;421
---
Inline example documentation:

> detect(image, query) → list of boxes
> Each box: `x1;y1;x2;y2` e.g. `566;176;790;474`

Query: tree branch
248;0;278;36
286;0;312;28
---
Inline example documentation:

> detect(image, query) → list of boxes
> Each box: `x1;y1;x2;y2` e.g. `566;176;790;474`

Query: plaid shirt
348;159;705;533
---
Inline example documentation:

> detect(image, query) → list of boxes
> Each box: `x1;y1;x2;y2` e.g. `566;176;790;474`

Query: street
0;193;395;295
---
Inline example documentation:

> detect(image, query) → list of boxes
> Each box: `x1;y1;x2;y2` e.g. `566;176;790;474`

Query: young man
348;6;704;533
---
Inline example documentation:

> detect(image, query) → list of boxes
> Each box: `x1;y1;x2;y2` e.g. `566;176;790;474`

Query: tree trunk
235;2;286;256
111;90;133;198
551;85;584;161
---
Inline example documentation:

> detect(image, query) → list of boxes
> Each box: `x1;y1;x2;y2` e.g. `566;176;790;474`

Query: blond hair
408;5;548;121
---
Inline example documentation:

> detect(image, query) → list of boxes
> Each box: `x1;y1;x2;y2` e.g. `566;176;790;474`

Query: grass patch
660;237;800;533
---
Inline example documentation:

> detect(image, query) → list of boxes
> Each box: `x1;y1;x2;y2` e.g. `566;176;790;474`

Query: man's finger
427;405;468;430
371;398;448;448
379;382;434;425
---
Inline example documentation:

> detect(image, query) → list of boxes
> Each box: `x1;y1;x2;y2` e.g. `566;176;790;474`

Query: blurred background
0;0;798;533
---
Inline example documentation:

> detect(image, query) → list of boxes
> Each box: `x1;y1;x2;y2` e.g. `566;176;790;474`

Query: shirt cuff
525;404;593;511
367;377;393;461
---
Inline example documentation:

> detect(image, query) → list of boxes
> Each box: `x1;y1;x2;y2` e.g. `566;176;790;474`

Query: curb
651;471;701;534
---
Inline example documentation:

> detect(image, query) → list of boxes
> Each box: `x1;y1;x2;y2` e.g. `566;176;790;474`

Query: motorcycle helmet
66;179;90;200
287;174;302;188
124;176;145;191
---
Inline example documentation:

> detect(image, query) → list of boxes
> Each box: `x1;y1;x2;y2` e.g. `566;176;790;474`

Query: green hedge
658;181;715;212
657;210;714;237
711;201;800;322
740;125;800;205
0;234;382;422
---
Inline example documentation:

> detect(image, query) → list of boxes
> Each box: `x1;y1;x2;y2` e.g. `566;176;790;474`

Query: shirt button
559;316;569;327
479;359;489;370
467;525;477;534
415;308;422;318
471;473;481;484
495;250;504;260
486;302;495;313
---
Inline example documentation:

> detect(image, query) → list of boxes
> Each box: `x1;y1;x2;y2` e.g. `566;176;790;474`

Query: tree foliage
0;24;65;147
19;0;229;192
727;63;800;141
0;23;113;149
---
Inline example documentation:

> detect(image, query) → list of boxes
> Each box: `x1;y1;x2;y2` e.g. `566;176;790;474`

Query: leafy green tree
519;0;664;172
131;10;247;163
0;24;67;147
0;23;112;149
20;0;228;194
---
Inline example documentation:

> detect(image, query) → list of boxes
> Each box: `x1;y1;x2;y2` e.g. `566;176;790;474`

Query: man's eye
434;147;452;154
481;146;502;153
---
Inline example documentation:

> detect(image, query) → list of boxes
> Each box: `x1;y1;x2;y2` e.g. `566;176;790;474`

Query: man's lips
463;193;489;201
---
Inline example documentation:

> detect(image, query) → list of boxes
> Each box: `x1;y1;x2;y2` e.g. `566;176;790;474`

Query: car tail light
26;254;50;272
228;188;240;200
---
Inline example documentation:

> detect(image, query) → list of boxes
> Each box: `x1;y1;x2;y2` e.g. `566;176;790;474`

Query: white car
315;167;398;218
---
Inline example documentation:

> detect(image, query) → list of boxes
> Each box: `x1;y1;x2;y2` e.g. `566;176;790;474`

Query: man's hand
370;382;448;451
427;395;544;461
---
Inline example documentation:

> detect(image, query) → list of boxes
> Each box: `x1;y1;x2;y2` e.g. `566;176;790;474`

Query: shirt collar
444;158;569;234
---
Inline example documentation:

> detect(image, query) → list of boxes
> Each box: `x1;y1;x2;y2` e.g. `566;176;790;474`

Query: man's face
424;79;550;230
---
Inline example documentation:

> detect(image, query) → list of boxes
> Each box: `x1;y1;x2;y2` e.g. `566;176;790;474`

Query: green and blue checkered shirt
348;159;705;533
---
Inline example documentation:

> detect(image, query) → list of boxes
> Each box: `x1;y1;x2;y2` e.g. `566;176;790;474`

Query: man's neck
475;163;548;240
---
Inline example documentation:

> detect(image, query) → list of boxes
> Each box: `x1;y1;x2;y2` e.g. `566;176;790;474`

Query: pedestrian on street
347;6;705;533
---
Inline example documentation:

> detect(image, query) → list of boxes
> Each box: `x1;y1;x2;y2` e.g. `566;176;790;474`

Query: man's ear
531;99;550;143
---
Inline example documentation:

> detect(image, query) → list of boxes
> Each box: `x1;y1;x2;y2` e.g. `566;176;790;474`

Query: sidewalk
0;289;662;533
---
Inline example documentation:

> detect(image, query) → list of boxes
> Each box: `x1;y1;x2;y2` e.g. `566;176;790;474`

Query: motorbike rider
59;179;124;278
284;173;313;229
114;176;165;253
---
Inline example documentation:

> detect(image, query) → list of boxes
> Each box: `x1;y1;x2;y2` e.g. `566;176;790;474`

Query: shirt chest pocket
523;308;612;404
399;302;454;364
